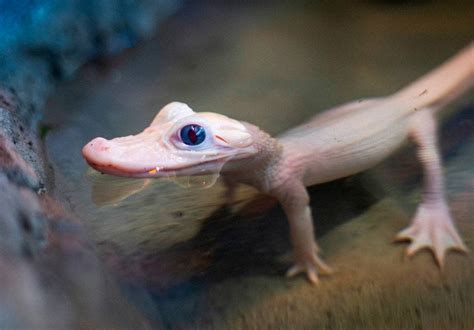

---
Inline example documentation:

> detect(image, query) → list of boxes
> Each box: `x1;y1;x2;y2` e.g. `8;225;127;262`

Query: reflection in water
170;173;222;189
44;2;474;328
87;169;151;206
87;169;222;206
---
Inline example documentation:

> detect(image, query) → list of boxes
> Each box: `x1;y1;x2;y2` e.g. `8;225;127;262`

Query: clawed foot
286;247;333;284
395;202;468;267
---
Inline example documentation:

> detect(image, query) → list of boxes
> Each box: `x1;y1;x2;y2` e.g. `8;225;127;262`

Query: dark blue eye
180;124;206;146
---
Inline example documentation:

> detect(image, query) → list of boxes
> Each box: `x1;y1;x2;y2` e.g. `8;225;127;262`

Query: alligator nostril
91;137;111;151
95;138;111;152
82;137;112;161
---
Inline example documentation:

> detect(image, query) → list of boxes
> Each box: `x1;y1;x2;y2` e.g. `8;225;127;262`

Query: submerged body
83;44;473;283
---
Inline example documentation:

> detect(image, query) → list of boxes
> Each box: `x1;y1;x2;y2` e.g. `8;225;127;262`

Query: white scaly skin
83;44;473;284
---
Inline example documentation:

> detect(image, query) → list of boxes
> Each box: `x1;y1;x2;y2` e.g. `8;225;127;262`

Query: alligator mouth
86;158;228;178
86;161;175;178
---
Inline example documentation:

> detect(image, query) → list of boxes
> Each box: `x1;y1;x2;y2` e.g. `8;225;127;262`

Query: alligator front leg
396;109;468;266
274;181;332;284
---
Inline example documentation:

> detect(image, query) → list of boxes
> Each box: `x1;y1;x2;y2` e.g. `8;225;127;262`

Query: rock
0;0;181;327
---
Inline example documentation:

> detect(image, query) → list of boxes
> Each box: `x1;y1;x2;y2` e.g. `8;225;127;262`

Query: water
44;2;474;328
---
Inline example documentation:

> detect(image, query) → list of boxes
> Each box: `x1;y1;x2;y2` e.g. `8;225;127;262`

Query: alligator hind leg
395;109;467;266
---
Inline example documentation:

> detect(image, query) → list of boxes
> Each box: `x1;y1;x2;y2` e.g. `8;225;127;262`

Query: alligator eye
180;124;206;146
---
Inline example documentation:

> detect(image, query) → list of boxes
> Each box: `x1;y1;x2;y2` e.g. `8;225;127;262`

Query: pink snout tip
82;137;112;163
